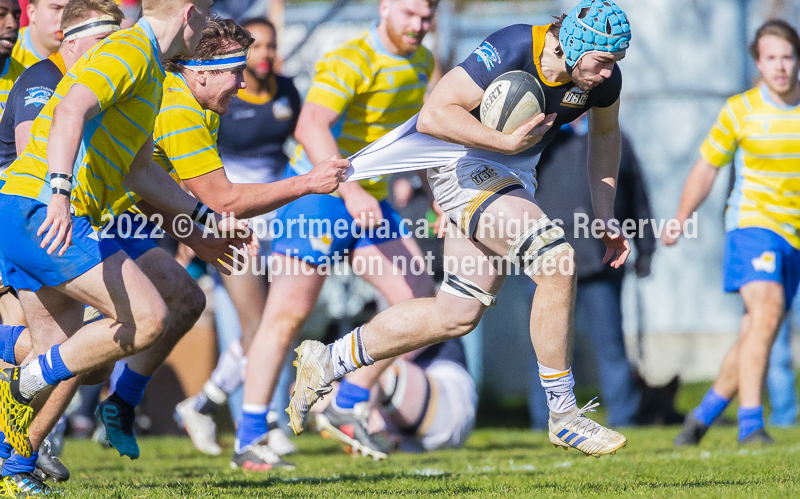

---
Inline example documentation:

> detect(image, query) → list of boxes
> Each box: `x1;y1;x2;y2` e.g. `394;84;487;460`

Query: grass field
53;381;800;498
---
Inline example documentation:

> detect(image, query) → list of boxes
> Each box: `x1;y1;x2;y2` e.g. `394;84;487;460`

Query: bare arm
416;66;556;154
38;85;103;255
587;99;630;268
662;157;720;245
182;159;347;220
14;121;33;156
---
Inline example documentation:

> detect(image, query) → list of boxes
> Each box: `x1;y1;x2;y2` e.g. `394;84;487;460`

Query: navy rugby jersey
458;23;622;162
217;74;301;176
0;54;65;172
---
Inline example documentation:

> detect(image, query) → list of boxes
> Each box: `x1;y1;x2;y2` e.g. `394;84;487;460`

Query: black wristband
191;201;215;225
50;172;72;180
51;187;71;197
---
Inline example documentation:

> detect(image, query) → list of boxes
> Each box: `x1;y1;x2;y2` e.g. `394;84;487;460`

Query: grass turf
57;425;800;497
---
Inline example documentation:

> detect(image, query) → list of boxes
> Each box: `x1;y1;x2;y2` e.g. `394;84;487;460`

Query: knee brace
507;216;572;277
440;273;497;307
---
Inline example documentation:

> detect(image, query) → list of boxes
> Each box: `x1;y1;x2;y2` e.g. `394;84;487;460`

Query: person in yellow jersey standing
667;20;800;446
12;0;69;68
234;0;440;466
0;0;258;476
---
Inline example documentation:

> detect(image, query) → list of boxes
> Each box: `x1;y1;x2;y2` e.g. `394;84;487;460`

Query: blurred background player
666;19;800;446
310;339;476;455
12;0;68;68
173;16;302;457
235;0;439;467
527;117;655;429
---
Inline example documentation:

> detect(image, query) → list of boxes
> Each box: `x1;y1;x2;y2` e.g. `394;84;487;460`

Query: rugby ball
480;71;545;133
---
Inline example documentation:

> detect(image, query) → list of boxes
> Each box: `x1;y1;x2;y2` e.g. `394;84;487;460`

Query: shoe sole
549;431;628;458
287;342;330;435
174;405;222;456
313;413;387;461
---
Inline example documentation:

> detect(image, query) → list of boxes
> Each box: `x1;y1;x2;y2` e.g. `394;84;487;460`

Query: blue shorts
0;195;122;292
101;211;160;261
272;193;407;265
723;227;800;309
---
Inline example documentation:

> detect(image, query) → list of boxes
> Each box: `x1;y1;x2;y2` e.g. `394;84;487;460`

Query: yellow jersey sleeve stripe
170;145;217;161
160;104;206;118
155;125;207;142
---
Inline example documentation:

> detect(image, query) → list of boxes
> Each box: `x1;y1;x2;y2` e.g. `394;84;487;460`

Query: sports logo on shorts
473;41;501;72
752;251;776;274
24;87;53;108
562;86;589;108
470;165;498;185
309;234;333;255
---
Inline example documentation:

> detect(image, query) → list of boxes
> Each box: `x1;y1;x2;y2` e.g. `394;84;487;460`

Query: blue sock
0;325;24;365
0;433;11;460
692;388;730;426
1;452;38;477
335;379;370;409
112;365;151;408
39;345;75;385
738;406;764;440
235;406;268;451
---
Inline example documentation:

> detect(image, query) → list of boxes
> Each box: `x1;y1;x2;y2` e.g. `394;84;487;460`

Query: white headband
62;15;120;42
177;49;248;71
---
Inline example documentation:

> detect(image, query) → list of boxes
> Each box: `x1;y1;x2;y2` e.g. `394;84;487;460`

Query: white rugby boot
174;396;222;456
287;340;334;435
548;398;627;457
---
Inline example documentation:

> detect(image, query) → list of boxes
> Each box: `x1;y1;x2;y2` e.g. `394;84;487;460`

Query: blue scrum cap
559;0;631;70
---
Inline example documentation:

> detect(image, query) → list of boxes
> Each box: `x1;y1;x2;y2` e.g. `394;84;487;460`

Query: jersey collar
759;84;800;111
367;24;414;61
136;18;166;78
23;28;45;61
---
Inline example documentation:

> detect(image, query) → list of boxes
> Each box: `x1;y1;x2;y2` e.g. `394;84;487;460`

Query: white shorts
347;115;539;237
398;360;477;452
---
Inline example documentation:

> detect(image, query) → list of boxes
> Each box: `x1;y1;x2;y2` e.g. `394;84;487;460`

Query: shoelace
565;398;603;436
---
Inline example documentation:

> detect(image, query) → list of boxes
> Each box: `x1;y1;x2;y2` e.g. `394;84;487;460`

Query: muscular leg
343;237;436;389
710;313;750;400
219;270;268;354
0;294;26;327
124;248;206;377
738;281;785;407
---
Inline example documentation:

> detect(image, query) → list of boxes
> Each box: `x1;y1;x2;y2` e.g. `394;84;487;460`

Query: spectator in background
173;17;303;458
527;117;655;429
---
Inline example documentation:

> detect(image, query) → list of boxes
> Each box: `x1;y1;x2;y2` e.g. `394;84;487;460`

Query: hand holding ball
480;71;546;133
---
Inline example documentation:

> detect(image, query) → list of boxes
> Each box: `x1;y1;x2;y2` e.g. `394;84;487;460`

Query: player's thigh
474;188;547;257
0;293;27;327
17;287;83;355
259;254;326;335
739;280;785;335
418;362;477;451
352;237;435;304
134;247;205;316
57;250;167;327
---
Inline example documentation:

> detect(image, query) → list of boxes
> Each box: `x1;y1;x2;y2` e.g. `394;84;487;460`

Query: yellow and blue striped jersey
0;57;25;113
701;85;800;248
290;25;433;200
12;27;46;69
0;19;166;228
153;72;221;181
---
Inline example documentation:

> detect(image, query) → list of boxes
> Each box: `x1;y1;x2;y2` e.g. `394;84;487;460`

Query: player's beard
385;18;421;55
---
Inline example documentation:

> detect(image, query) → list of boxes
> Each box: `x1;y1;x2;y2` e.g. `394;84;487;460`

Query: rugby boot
230;440;295;472
549;398;627;457
1;472;54;496
739;428;775;446
287;341;334;435
95;393;139;459
34;439;69;483
673;413;709;447
0;368;33;458
311;401;390;460
174;396;222;456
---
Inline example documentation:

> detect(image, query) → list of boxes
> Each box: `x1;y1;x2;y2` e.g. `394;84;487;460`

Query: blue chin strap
559;0;631;72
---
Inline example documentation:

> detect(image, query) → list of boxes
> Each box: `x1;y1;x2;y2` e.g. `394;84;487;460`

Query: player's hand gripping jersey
0;19;165;227
289;25;434;201
346;24;622;181
701;86;800;248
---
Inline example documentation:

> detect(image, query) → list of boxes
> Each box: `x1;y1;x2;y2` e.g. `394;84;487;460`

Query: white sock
19;359;50;401
210;342;245;395
538;362;577;416
330;326;375;380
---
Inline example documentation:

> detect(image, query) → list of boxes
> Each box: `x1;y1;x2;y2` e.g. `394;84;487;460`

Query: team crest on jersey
310;234;333;255
473;41;501;72
751;251;776;274
561;86;589;109
470;165;498;185
272;97;293;121
24;87;53;108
